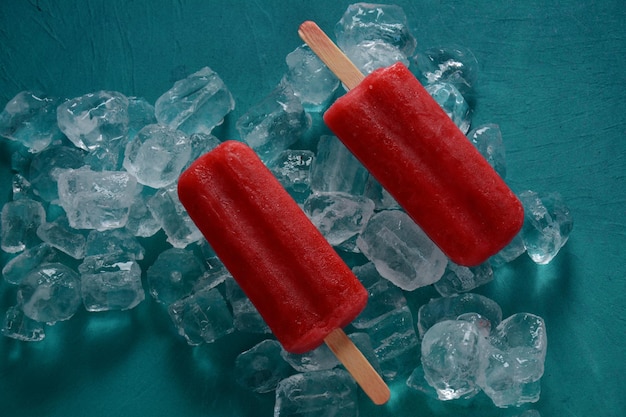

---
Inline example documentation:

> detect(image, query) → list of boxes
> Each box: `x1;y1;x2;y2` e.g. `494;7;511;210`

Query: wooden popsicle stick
298;21;365;90
324;328;391;405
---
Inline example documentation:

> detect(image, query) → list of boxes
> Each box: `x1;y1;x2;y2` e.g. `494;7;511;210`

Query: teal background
1;1;625;416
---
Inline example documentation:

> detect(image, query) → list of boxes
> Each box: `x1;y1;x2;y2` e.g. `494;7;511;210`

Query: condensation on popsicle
177;140;390;404
299;21;524;266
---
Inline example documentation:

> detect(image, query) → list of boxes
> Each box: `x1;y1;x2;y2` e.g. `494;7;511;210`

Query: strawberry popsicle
299;21;524;266
178;140;389;404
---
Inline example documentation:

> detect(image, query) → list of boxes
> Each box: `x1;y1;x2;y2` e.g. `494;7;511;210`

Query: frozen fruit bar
300;21;524;266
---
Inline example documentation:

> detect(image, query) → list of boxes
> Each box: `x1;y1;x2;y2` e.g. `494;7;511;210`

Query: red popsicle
178;140;389;404
299;21;524;266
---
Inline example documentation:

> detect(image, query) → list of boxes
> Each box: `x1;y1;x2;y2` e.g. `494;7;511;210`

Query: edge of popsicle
298;21;365;90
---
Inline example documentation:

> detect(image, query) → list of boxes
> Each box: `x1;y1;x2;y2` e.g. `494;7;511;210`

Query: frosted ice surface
478;313;547;407
274;369;358;417
0;91;63;153
236;83;311;162
125;186;161;238
155;66;234;135
421;320;484;400
357;210;447;291
351;262;407;329
2;243;59;285
147;248;206;305
225;277;270;334
1;198;46;253
269;149;315;203
282;45;339;110
417;293;503;339
412;46;479;97
29;145;86;202
303;192;375;247
425;82;471;134
310;135;369;195
17;262;81;324
345;40;410;75
11;173;34;201
79;253;144;311
146;184;202;248
57;90;129;151
168;286;234;345
434;261;494;297
363;305;420;380
57;167;137;231
335;3;416;57
84;228;145;260
235;339;293;393
36;216;86;259
123;124;191;188
467;123;507;178
2;305;46;342
519;190;573;264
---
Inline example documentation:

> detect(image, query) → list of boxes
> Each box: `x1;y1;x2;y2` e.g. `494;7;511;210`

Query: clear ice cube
57;167;137;231
36;216;87;259
155;66;235;135
434;261;494;297
467;123;507;178
310;135;369;195
147;248;206;305
57;90;129;151
2;243;60;285
17;262;81;324
28;145;86;202
425;82;471;134
303;192;375;247
224;277;271;334
146;184;202;248
167;285;234;345
123;123;191;188
2;305;46;342
356;210;448;291
268;149;315;203
0;91;63;153
235;339;293;393
1;198;46;253
412;45;479;98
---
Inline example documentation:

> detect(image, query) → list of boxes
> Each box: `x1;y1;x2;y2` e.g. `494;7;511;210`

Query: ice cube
155;66;235;135
490;232;526;268
1;198;46;253
146;184;202;248
57;167;137;231
281;45;339;110
124;185;161;238
235;339;293;393
351;262;408;329
357;210;448;291
421;320;484;400
268;149;315;203
127;96;157;136
2;243;60;285
79;253;144;311
146;248;206;305
310;135;369;195
84;228;145;260
224;277;271;334
57;90;129;151
467;124;507;178
17;262;81;324
345;40;410;75
123;124;191;188
28;145;86;202
434;261;494;297
0;91;63;153
186;132;221;168
2;305;46;342
412;45;479;98
274;369;358;417
417;293;503;339
236;83;311;162
167;286;234;345
303;192;375;247
335;3;417;57
426;82;471;134
36;216;87;259
518;190;573;264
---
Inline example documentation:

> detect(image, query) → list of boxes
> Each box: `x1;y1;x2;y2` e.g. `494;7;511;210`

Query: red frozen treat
323;62;524;266
177;140;368;354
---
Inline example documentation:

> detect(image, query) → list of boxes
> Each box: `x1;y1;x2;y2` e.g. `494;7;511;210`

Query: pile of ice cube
0;2;573;415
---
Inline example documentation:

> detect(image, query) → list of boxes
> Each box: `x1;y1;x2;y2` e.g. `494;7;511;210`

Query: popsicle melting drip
178;140;390;405
299;21;524;266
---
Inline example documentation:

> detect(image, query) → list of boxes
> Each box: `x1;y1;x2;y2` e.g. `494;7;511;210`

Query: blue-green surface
1;1;625;416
